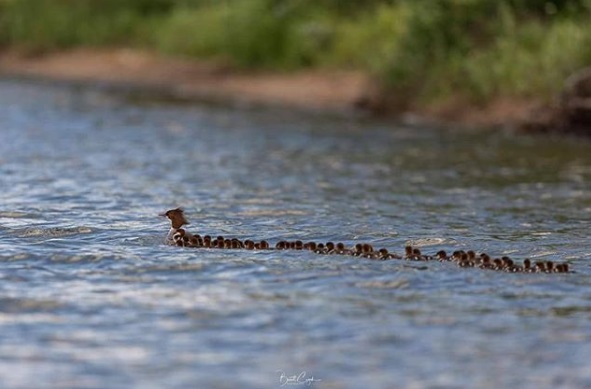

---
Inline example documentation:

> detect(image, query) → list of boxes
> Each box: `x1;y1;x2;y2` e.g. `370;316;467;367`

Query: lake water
1;79;590;389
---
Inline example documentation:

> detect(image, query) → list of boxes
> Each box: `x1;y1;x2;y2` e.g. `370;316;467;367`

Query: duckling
535;261;546;273
412;248;425;261
557;263;570;273
352;243;363;256
504;258;515;272
231;238;243;249
493;258;503;270
546;261;554;273
275;241;287;250
173;228;185;240
294;240;304;250
467;250;476;263
188;235;201;247
223;239;232;249
172;228;187;246
404;246;413;259
460;252;469;263
377;248;390;260
244;240;255;250
326;242;336;254
501;256;513;271
259;240;270;250
523;258;532;272
314;243;326;254
173;234;184;247
479;255;492;269
335;242;348;255
305;242;317;251
362;243;374;258
458;252;474;267
436;250;448;262
451;250;465;262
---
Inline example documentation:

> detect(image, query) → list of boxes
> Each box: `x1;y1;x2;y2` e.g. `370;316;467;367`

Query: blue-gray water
1;79;591;389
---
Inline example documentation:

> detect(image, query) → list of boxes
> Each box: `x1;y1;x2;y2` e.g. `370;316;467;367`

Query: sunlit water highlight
1;80;591;389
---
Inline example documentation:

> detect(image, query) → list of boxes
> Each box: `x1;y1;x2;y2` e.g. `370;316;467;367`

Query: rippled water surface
1;80;591;389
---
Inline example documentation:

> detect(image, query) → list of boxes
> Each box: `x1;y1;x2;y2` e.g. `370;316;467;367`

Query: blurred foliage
1;0;591;104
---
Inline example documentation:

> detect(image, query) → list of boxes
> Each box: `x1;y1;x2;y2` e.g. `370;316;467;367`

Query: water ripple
0;80;590;389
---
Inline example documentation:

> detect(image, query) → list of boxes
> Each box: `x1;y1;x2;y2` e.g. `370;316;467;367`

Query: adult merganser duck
160;208;190;244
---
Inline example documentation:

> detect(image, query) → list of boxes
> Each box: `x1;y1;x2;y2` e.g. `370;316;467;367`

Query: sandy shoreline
0;48;538;127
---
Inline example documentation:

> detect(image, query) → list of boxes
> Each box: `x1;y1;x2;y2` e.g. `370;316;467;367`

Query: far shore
0;48;541;128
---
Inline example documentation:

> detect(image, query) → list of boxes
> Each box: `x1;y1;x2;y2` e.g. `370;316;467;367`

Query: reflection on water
1;80;591;389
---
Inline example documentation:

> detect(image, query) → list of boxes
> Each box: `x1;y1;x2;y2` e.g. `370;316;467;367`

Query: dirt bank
0;48;538;127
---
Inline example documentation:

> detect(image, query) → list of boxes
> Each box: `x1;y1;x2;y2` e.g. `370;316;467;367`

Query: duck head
160;208;190;229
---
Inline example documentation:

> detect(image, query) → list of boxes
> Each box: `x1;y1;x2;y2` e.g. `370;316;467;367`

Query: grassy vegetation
1;0;591;106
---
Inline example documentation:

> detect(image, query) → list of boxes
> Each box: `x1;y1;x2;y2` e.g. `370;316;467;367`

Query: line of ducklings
171;228;570;273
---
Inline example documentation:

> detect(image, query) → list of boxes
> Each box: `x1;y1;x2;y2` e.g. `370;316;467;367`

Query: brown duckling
562;263;569;273
546;261;554;273
314;243;326;254
335;242;348;255
504;258;515;272
522;258;532;272
378;248;390;260
362;243;374;257
231;238;243;249
352;243;363;256
173;228;187;246
244;240;255;250
436;250;448;262
188;235;201;247
326;242;336;254
479;255;492;269
493;258;503;270
404;245;413;259
451;250;465;262
304;242;317;251
535;261;546;272
412;248;428;261
259;240;270;250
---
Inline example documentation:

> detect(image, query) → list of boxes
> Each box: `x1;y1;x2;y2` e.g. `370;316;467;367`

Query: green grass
1;0;591;107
